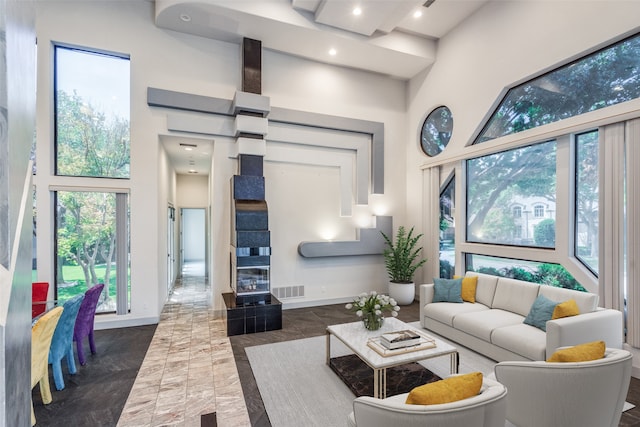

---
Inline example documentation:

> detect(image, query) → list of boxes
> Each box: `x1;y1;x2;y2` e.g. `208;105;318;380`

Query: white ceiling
153;0;489;175
160;135;213;175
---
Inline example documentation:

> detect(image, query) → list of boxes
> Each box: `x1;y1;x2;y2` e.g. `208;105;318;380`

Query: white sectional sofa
419;272;623;361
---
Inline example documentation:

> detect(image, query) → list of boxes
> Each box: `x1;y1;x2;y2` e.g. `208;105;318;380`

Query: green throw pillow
523;295;558;331
433;278;463;303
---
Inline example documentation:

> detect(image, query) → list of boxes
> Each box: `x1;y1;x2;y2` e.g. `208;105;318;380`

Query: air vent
423;0;436;7
179;143;198;148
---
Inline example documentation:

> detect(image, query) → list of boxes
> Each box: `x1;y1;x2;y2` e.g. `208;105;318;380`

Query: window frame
53;43;131;179
473;31;640;145
465;140;557;249
53;189;130;314
574;129;600;276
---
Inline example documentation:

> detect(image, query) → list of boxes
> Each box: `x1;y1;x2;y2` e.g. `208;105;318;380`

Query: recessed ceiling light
413;10;423;18
188;169;197;174
180;143;197;151
353;7;362;16
329;48;337;56
179;13;191;22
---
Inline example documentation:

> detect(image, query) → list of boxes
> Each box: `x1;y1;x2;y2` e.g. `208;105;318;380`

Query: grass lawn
47;264;123;303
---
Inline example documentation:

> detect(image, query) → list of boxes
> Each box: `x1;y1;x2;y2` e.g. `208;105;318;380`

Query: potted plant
381;226;427;305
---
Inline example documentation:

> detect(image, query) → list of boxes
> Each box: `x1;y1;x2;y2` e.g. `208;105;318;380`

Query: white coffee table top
327;317;457;370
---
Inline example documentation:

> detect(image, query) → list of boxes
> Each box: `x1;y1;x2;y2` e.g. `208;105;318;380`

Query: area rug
246;323;634;427
245;335;355;427
328;354;441;397
245;323;497;427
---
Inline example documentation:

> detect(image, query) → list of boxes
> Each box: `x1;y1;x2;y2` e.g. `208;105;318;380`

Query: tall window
439;176;455;278
55;191;129;313
475;32;640;143
575;130;599;274
53;44;131;315
466;141;557;247
54;45;130;178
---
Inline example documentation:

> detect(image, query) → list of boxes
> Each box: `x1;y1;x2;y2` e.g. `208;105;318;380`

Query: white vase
388;281;415;305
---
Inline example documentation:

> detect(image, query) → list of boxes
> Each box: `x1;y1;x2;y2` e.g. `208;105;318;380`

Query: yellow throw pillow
546;340;605;362
454;275;477;303
405;372;483;405
552;299;580;319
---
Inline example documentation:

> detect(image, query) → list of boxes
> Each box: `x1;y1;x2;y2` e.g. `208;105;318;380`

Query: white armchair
494;348;632;427
347;377;507;427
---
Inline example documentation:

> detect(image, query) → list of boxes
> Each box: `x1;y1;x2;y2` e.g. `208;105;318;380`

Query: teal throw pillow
523;295;558;331
433;278;463;303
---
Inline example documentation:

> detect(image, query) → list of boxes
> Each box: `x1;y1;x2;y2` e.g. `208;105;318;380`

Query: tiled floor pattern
117;273;250;427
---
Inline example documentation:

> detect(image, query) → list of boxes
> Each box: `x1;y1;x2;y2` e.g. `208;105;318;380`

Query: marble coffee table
326;317;458;399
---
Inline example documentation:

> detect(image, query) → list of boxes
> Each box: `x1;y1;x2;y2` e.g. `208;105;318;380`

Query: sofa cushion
424;302;490;327
405;372;483;405
538;285;598;314
466;273;498;307
523;295;558;331
552;299;580;319
491;323;547;360
454;275;478;303
453;309;524;342
433;278;464;303
492;278;540;317
546;340;605;362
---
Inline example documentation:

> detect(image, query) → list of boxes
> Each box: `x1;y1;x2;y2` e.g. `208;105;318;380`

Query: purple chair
73;283;105;365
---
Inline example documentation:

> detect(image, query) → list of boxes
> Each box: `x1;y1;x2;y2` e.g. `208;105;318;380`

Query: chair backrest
49;295;84;360
32;282;50;318
350;377;507;427
74;283;105;338
494;348;633;427
32;306;64;386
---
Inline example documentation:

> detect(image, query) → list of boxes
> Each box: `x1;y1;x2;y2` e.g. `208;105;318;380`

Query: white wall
176;174;209;207
35;1;409;323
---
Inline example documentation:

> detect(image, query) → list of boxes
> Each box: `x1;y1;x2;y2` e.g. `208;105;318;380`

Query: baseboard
94;315;160;330
282;296;353;310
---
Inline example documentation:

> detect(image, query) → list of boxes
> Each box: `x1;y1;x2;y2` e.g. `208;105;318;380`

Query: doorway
180;208;206;277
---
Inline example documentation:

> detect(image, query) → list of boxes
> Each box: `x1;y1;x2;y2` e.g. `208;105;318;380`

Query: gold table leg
450;351;459;374
373;368;387;399
326;331;331;365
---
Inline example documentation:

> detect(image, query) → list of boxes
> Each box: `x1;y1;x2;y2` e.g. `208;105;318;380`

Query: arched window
513;206;522;218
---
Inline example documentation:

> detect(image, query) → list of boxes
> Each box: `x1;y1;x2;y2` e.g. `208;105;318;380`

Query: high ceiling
153;0;490;174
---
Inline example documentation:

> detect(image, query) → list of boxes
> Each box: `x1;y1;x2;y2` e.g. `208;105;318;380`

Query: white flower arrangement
345;291;400;319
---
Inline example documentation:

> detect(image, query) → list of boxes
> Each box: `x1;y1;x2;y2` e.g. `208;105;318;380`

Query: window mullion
115;192;129;315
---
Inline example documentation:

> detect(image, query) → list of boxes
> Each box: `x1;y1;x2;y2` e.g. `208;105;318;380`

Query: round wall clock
420;106;453;157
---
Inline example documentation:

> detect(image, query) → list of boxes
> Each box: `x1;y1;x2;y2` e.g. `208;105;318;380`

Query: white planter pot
388;281;415;305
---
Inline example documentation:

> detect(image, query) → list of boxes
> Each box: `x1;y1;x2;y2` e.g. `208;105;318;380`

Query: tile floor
117;272;250;427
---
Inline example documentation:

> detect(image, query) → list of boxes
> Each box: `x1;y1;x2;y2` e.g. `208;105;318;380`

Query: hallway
117;264;250;426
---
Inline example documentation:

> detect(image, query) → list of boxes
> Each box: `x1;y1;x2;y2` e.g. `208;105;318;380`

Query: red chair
73;283;105;365
32;282;50;319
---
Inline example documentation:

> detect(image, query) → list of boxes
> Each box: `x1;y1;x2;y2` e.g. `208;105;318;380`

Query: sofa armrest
545;308;623;357
419;284;434;328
